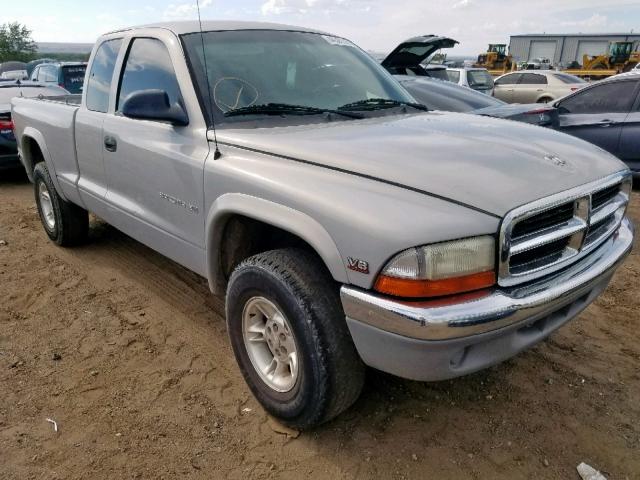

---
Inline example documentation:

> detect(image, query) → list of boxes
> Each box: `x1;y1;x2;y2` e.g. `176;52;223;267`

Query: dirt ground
0;170;638;480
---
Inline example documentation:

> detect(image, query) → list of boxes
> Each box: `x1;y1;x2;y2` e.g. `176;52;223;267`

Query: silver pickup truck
12;21;634;429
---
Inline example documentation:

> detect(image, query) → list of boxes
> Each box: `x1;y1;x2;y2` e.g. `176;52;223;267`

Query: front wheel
226;248;365;429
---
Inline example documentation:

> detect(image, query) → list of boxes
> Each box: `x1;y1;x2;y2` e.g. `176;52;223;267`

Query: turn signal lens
375;236;496;298
375;271;496;298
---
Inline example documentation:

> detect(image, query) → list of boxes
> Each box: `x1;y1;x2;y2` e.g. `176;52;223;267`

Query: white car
493;70;587;104
445;68;495;95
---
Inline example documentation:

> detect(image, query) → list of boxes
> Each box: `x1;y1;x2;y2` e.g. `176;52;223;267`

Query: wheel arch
20;128;68;200
205;194;348;294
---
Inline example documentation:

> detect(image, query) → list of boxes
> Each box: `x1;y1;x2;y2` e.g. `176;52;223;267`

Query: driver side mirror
121;89;189;126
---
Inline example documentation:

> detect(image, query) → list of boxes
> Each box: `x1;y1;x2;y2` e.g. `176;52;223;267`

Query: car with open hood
11;21;634;429
380;35;458;81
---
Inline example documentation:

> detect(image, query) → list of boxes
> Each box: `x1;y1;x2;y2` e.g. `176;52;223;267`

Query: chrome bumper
341;217;634;341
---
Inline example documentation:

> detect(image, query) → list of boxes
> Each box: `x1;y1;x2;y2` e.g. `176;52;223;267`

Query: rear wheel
226;248;365;429
33;162;88;246
537;97;553;104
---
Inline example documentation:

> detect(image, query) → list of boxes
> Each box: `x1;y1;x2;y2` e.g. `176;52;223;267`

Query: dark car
397;76;558;127
1;81;69;171
554;72;640;176
30;62;87;94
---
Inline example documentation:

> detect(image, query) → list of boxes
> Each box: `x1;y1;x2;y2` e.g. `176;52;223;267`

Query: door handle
597;120;616;128
104;135;117;152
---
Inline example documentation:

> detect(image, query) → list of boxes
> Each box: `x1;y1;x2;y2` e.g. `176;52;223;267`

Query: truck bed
11;95;81;197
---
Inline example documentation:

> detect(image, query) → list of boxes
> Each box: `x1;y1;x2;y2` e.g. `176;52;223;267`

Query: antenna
196;0;221;160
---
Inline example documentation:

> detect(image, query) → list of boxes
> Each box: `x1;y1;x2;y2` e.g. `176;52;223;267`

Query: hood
218;112;626;217
382;36;459;69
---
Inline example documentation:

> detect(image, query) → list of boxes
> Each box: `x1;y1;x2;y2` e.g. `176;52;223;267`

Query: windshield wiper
224;103;363;119
338;98;429;112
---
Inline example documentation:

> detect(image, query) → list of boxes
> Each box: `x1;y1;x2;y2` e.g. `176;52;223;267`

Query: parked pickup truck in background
12;21;634;429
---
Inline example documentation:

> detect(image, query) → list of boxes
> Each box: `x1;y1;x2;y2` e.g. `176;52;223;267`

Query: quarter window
558;80;638;114
117;38;183;113
86;39;123;113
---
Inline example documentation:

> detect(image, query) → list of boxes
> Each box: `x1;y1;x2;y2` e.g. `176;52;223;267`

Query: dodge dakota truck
12;21;634;429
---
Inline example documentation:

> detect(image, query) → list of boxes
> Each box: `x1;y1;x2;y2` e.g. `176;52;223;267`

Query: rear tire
33;162;88;246
226;248;365;429
537;97;553;104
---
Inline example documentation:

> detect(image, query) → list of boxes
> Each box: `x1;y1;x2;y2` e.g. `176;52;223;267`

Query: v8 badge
347;257;369;274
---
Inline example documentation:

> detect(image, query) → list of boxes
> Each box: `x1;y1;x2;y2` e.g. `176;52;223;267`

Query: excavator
474;44;513;74
581;41;639;73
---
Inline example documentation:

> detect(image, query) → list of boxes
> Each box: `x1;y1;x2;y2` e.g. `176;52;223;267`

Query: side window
117;38;183;113
558;81;638;114
520;73;547;85
31;67;39;81
495;73;521;86
446;70;460;83
86;39;123;113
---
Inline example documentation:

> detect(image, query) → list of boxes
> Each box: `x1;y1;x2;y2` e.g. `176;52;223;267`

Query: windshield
467;70;494;89
181;30;415;125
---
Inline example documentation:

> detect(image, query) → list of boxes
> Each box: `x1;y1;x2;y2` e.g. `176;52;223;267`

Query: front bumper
341;217;634;381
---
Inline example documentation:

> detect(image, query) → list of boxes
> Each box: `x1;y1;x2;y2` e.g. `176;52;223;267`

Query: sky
2;0;640;55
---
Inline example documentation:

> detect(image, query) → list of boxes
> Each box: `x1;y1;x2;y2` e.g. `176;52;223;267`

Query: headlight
374;236;496;298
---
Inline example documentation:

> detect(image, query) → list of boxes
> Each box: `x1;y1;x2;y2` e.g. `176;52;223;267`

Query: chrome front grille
498;172;632;287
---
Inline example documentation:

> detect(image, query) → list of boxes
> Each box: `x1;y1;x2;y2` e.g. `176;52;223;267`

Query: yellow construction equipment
579;41;639;74
474;44;513;74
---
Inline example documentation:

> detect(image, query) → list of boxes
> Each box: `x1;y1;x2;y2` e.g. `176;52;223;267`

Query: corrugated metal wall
509;34;640;66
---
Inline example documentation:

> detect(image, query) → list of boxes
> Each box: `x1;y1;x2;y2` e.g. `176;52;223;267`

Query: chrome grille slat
510;217;587;255
590;195;627;226
498;172;631;287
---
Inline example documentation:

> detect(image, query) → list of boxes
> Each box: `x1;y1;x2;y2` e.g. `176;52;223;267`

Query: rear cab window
86;38;123;113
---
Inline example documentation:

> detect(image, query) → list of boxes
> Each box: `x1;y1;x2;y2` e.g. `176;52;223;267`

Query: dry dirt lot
1;170;639;480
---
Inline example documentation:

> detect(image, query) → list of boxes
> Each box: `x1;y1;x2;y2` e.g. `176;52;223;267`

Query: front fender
205;193;349;294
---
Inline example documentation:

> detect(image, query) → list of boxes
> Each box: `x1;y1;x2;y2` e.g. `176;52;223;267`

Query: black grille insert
511;202;574;239
510;237;570;274
592;184;620;211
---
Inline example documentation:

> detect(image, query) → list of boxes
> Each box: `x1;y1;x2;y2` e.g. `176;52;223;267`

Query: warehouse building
509;33;640;67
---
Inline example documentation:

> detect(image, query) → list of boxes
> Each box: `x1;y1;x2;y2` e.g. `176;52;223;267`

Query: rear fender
21;127;68;201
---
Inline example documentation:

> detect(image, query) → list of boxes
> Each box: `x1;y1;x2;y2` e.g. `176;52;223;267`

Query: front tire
33;162;88;246
226;248;365;429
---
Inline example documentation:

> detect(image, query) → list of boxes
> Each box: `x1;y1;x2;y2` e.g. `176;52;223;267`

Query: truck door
102;36;209;273
76;38;123;212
